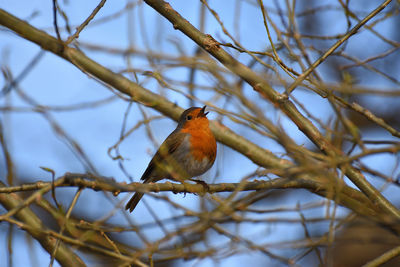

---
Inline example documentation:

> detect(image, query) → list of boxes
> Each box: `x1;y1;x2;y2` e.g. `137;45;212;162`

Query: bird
125;106;217;212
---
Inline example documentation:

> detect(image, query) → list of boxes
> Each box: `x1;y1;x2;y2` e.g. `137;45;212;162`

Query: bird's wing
140;129;187;181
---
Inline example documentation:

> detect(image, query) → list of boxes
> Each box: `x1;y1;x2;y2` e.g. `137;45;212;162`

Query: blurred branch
0;118;13;185
1;1;400;265
0;50;45;97
362;245;400;267
0;7;398;225
2;217;145;266
141;0;400;220
285;0;393;94
0;181;86;267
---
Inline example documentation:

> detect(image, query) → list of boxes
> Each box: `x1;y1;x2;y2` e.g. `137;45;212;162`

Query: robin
125;106;217;212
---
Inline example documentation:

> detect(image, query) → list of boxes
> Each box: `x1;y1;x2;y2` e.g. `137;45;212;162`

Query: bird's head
178;106;210;129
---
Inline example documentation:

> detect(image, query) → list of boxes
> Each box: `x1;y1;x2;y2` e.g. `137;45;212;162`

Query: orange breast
181;118;217;162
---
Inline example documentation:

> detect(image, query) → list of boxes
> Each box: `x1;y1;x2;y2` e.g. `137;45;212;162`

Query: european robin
125;106;217;212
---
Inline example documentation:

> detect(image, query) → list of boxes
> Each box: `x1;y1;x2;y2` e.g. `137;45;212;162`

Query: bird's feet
190;179;210;192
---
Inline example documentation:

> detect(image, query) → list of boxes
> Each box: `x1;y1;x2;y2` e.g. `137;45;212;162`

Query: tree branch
0;173;381;220
0;8;398;224
140;0;400;220
0;181;86;267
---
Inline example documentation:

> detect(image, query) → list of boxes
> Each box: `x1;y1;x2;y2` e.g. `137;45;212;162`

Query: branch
0;8;397;223
0;173;381;220
140;0;400;220
0;181;85;267
284;0;393;94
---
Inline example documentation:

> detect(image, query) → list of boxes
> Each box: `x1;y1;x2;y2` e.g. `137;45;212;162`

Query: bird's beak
199;105;209;117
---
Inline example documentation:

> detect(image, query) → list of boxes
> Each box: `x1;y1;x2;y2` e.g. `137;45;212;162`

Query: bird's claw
191;179;210;192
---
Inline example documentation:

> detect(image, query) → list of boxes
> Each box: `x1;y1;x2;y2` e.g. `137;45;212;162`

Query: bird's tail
125;192;144;212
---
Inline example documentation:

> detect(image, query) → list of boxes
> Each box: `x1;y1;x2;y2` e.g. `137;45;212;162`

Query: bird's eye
186;115;192;120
